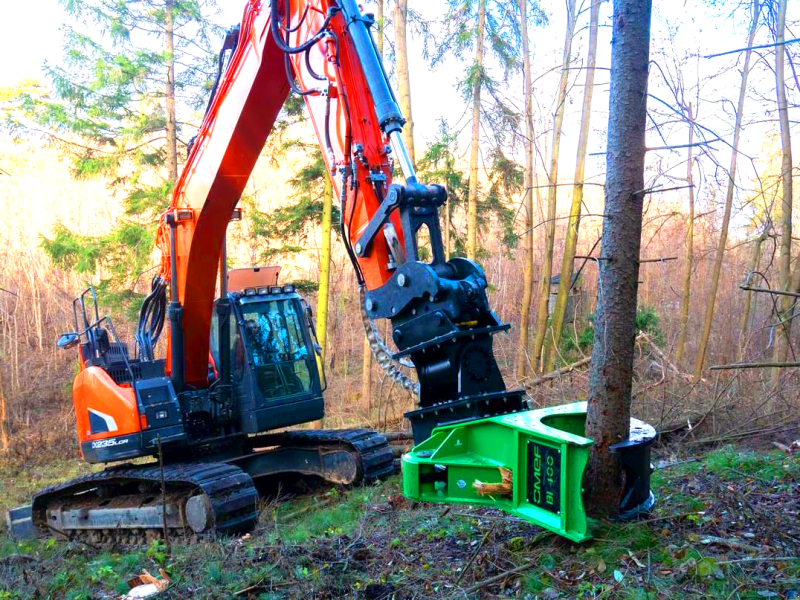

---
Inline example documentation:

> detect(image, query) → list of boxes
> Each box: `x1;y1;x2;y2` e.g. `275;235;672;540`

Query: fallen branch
463;560;539;594
461;532;556;594
691;534;763;554
455;523;497;585
522;357;591;389
638;331;696;382
686;423;799;446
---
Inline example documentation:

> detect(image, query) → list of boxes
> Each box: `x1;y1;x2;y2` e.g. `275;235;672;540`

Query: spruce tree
3;0;220;312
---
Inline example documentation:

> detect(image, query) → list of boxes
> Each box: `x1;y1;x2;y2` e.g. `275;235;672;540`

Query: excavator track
16;429;395;544
31;462;258;543
249;428;396;482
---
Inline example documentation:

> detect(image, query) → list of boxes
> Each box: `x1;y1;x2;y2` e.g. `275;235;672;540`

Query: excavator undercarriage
13;428;394;541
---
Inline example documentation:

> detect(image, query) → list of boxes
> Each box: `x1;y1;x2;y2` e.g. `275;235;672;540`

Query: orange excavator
7;0;525;541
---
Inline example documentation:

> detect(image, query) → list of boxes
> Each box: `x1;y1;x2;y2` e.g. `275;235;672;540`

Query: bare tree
516;0;536;379
693;0;760;381
584;0;652;518
394;0;416;167
772;0;794;375
544;0;602;373
675;103;695;365
530;0;577;372
466;0;487;260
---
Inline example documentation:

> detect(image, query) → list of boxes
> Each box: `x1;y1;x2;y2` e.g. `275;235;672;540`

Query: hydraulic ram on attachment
402;402;656;543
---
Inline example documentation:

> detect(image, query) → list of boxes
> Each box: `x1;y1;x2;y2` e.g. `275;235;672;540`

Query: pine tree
4;0;220;311
428;0;523;260
417;121;517;258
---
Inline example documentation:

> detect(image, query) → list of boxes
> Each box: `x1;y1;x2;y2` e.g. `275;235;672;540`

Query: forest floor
0;444;798;599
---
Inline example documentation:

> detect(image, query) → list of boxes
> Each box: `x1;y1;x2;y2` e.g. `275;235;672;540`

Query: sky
1;0;797;236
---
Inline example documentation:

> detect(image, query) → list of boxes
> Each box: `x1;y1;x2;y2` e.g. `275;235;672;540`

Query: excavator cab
212;282;326;434
53;269;327;469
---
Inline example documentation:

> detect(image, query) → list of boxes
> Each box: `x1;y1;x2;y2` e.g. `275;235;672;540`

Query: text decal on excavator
527;442;561;514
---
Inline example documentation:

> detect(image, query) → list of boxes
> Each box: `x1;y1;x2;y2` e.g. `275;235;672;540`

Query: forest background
0;0;798;463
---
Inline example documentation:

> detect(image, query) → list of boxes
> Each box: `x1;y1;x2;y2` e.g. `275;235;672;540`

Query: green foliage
559;306;667;361
233;148;341;265
417;121;519;257
635;305;665;347
3;0;221;313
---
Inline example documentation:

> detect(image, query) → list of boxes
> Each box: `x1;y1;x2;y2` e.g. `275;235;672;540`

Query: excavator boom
160;0;524;440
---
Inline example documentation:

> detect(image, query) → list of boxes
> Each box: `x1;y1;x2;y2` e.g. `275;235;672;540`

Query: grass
0;456;97;516
0;445;797;598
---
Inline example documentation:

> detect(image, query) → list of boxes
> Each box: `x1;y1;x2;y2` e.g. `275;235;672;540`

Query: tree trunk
313;172;334;429
164;1;178;183
530;0;577;372
692;0;759;381
376;0;384;57
0;363;8;452
675;103;695;365
543;0;601;373
738;231;767;360
515;0;535;380
584;0;652;519
394;0;415;167
772;0;794;377
361;336;372;409
466;0;487;260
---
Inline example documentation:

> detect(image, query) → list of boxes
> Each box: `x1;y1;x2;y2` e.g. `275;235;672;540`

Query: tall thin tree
584;0;652;518
544;0;601;372
515;0;536;379
394;0;416;167
693;0;760;380
675;104;695;365
530;0;578;372
772;0;794;376
466;0;487;260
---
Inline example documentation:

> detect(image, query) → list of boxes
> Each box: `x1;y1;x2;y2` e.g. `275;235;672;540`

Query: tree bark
515;0;536;380
313;172;334;428
164;0;178;183
394;0;415;167
0;363;8;452
544;0;601;373
692;0;759;381
584;0;652;519
772;0;794;377
675;103;695;365
376;0;384;57
738;231;767;360
530;0;577;372
466;0;487;260
361;336;372;408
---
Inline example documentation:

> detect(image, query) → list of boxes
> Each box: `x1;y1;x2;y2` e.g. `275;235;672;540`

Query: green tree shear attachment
402;402;656;543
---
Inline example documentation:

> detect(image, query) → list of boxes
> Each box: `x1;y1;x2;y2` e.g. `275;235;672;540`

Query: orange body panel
73;367;141;448
227;266;281;293
157;0;405;388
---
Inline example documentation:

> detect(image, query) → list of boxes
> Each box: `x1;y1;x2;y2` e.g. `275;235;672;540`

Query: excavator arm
159;0;524;441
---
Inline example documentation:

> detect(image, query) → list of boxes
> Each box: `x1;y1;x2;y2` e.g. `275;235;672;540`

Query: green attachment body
402;402;593;543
